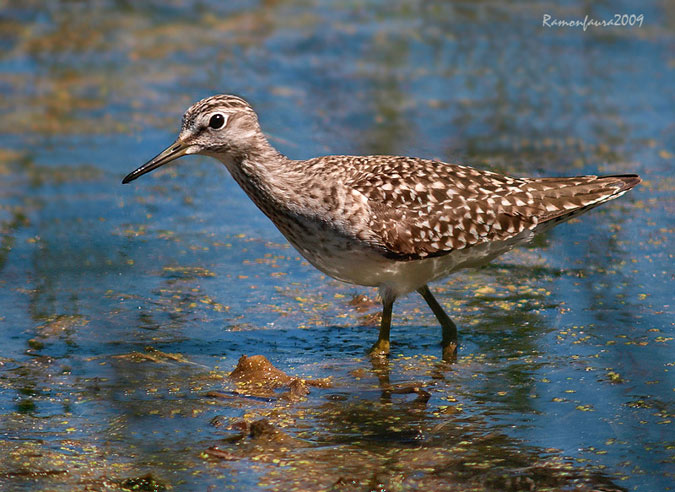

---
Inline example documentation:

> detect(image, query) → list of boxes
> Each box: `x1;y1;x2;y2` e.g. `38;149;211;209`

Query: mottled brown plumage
304;155;638;260
123;94;640;361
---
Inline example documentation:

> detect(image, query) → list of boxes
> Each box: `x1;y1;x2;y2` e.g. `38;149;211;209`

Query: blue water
0;1;673;490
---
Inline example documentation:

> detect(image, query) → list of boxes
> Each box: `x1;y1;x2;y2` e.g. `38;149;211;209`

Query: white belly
288;229;534;299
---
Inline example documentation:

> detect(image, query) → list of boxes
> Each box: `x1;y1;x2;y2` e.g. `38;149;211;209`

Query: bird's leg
417;284;458;361
369;296;393;356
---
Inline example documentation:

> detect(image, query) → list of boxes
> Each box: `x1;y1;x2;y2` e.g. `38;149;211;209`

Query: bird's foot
441;341;458;363
369;339;390;357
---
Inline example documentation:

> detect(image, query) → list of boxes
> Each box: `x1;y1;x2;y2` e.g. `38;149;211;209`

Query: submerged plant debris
0;1;673;491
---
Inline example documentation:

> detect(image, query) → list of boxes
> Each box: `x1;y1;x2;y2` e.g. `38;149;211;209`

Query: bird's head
122;94;264;184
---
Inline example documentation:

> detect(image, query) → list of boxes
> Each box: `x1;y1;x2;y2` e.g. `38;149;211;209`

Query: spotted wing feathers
339;156;639;260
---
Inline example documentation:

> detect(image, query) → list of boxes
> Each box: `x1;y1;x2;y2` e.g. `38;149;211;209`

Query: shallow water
0;1;673;491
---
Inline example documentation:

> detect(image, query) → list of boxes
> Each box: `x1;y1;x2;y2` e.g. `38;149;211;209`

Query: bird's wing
340;155;638;260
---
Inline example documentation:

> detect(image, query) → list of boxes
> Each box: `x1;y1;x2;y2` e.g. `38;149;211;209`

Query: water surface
0;1;673;491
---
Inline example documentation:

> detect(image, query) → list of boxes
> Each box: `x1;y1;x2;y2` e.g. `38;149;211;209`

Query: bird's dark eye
209;113;226;129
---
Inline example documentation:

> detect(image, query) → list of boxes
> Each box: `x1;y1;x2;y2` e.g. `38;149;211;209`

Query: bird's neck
215;139;302;217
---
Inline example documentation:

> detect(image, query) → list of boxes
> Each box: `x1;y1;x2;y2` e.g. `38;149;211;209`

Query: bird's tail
524;173;641;230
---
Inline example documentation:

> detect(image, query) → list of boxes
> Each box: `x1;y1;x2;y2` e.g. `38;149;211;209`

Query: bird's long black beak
122;140;189;184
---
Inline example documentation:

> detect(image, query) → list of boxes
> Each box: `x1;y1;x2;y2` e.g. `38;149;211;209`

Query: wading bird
123;95;640;360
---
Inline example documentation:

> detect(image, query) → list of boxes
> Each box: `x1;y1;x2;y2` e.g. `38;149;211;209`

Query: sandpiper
123;94;640;361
